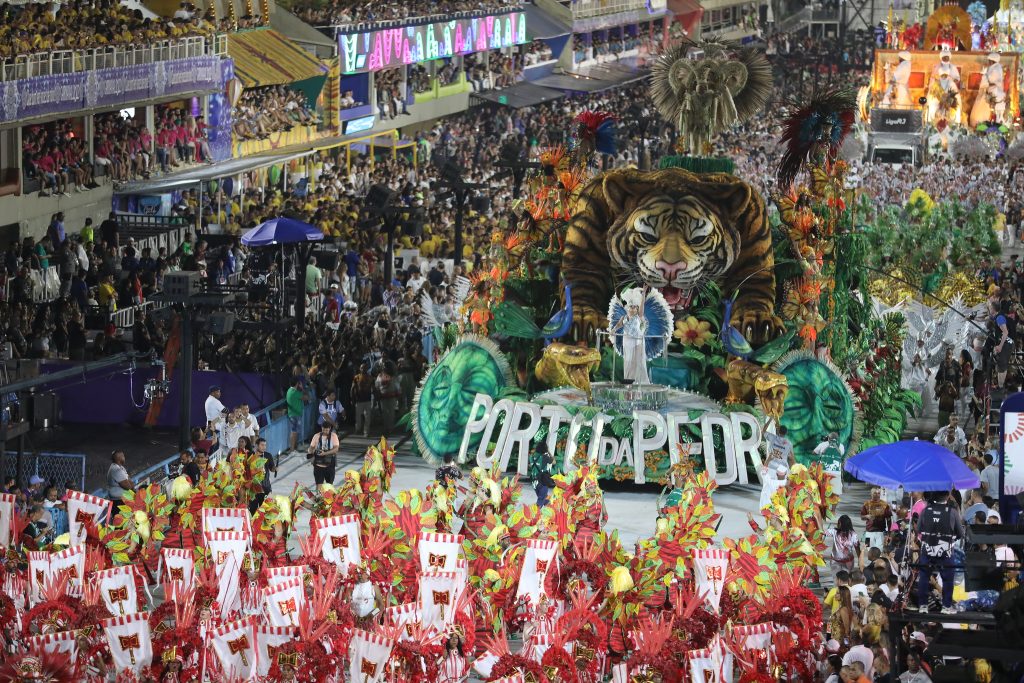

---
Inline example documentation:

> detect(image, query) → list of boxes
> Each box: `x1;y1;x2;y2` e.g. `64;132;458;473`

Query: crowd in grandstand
0;0;221;61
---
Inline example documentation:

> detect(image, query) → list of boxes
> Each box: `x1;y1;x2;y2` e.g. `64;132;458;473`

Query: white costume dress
970;59;1006;126
928;58;961;124
759;457;789;510
621;314;650;385
883;56;913;107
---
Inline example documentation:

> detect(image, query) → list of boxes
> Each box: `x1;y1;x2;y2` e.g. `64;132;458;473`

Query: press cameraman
307;421;340;486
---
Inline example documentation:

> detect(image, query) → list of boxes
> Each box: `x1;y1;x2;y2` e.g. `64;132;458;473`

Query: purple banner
207;58;235;163
90;64;152;109
0;56;225;125
162;56;222;97
43;363;279;428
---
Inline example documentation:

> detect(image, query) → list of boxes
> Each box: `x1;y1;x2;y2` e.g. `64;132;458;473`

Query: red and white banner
515;539;558;605
254;624;295;678
687;637;732;683
693;548;730;612
733;622;774;664
95;566;140;617
206;531;250;619
160;548;195;599
311;514;361;569
25;630;77;659
418;531;463;573
419;571;460;631
209;617;257;681
348;629;394;683
265;564;308;589
49;545;85;597
66;490;111;547
202;507;252;537
385;602;421;641
102;612;153;673
0;492;15;547
27;550;51;606
262;576;305;628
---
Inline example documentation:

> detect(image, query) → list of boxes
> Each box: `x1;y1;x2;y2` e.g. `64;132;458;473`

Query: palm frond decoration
650;39;772;153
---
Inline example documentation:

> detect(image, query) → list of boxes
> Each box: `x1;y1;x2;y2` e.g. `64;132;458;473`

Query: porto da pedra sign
459;393;766;486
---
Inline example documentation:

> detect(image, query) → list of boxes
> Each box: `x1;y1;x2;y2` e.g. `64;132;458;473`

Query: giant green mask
773;351;857;464
413;335;512;464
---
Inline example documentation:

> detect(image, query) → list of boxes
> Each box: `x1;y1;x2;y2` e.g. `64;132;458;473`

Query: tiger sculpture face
608;194;739;310
562;167;782;344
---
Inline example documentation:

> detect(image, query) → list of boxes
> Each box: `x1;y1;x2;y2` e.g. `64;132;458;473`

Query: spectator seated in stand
233;86;319;141
22;121;97;196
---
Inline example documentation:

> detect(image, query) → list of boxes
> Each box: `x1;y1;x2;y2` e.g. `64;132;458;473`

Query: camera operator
307;421;340;486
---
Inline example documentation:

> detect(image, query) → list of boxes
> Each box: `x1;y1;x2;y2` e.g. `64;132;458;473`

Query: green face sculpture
413;336;511;463
774;352;856;464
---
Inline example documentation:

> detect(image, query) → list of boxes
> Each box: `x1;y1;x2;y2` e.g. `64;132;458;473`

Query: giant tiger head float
562;167;781;343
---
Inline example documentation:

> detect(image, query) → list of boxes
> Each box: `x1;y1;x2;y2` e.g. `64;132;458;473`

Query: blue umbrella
241;217;324;247
844;440;980;491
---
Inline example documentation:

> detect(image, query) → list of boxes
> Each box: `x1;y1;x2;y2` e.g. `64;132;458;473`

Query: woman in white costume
611;287;650;384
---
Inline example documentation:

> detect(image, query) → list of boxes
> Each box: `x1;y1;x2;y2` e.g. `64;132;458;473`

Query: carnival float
0;33;999;683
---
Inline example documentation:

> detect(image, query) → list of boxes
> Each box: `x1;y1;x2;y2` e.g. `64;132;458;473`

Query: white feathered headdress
620;288;644;308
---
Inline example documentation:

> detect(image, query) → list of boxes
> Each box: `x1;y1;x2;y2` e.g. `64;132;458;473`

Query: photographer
306;422;340;486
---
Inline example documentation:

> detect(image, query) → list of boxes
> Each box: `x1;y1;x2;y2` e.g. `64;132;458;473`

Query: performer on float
610;287;651;384
932;47;961;88
607;286;672;386
927;57;961;125
970;52;1006;125
882;50;914;107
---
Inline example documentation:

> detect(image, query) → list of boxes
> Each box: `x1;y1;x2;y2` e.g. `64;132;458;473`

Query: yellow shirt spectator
97;281;117;311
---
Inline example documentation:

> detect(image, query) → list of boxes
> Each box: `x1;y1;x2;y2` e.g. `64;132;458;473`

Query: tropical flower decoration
674;315;714;347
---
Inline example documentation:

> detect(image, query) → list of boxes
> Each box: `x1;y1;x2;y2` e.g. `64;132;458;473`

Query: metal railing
0;34;227;82
775;6;812;33
571;0;661;20
92;397;319;496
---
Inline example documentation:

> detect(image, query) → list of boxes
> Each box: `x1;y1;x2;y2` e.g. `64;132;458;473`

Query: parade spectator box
870;49;1019;121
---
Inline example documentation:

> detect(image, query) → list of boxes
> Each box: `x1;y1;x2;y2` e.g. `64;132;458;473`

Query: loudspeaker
207;312;236;336
471;194;490;213
31;392;59;428
162;271;203;301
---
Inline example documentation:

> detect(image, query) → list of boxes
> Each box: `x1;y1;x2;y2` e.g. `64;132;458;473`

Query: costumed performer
760;429;792;510
882;50;914;107
927;48;961;124
611;287;651;385
349;562;382;628
608;286;672;387
969;52;1006;126
813;432;846;496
